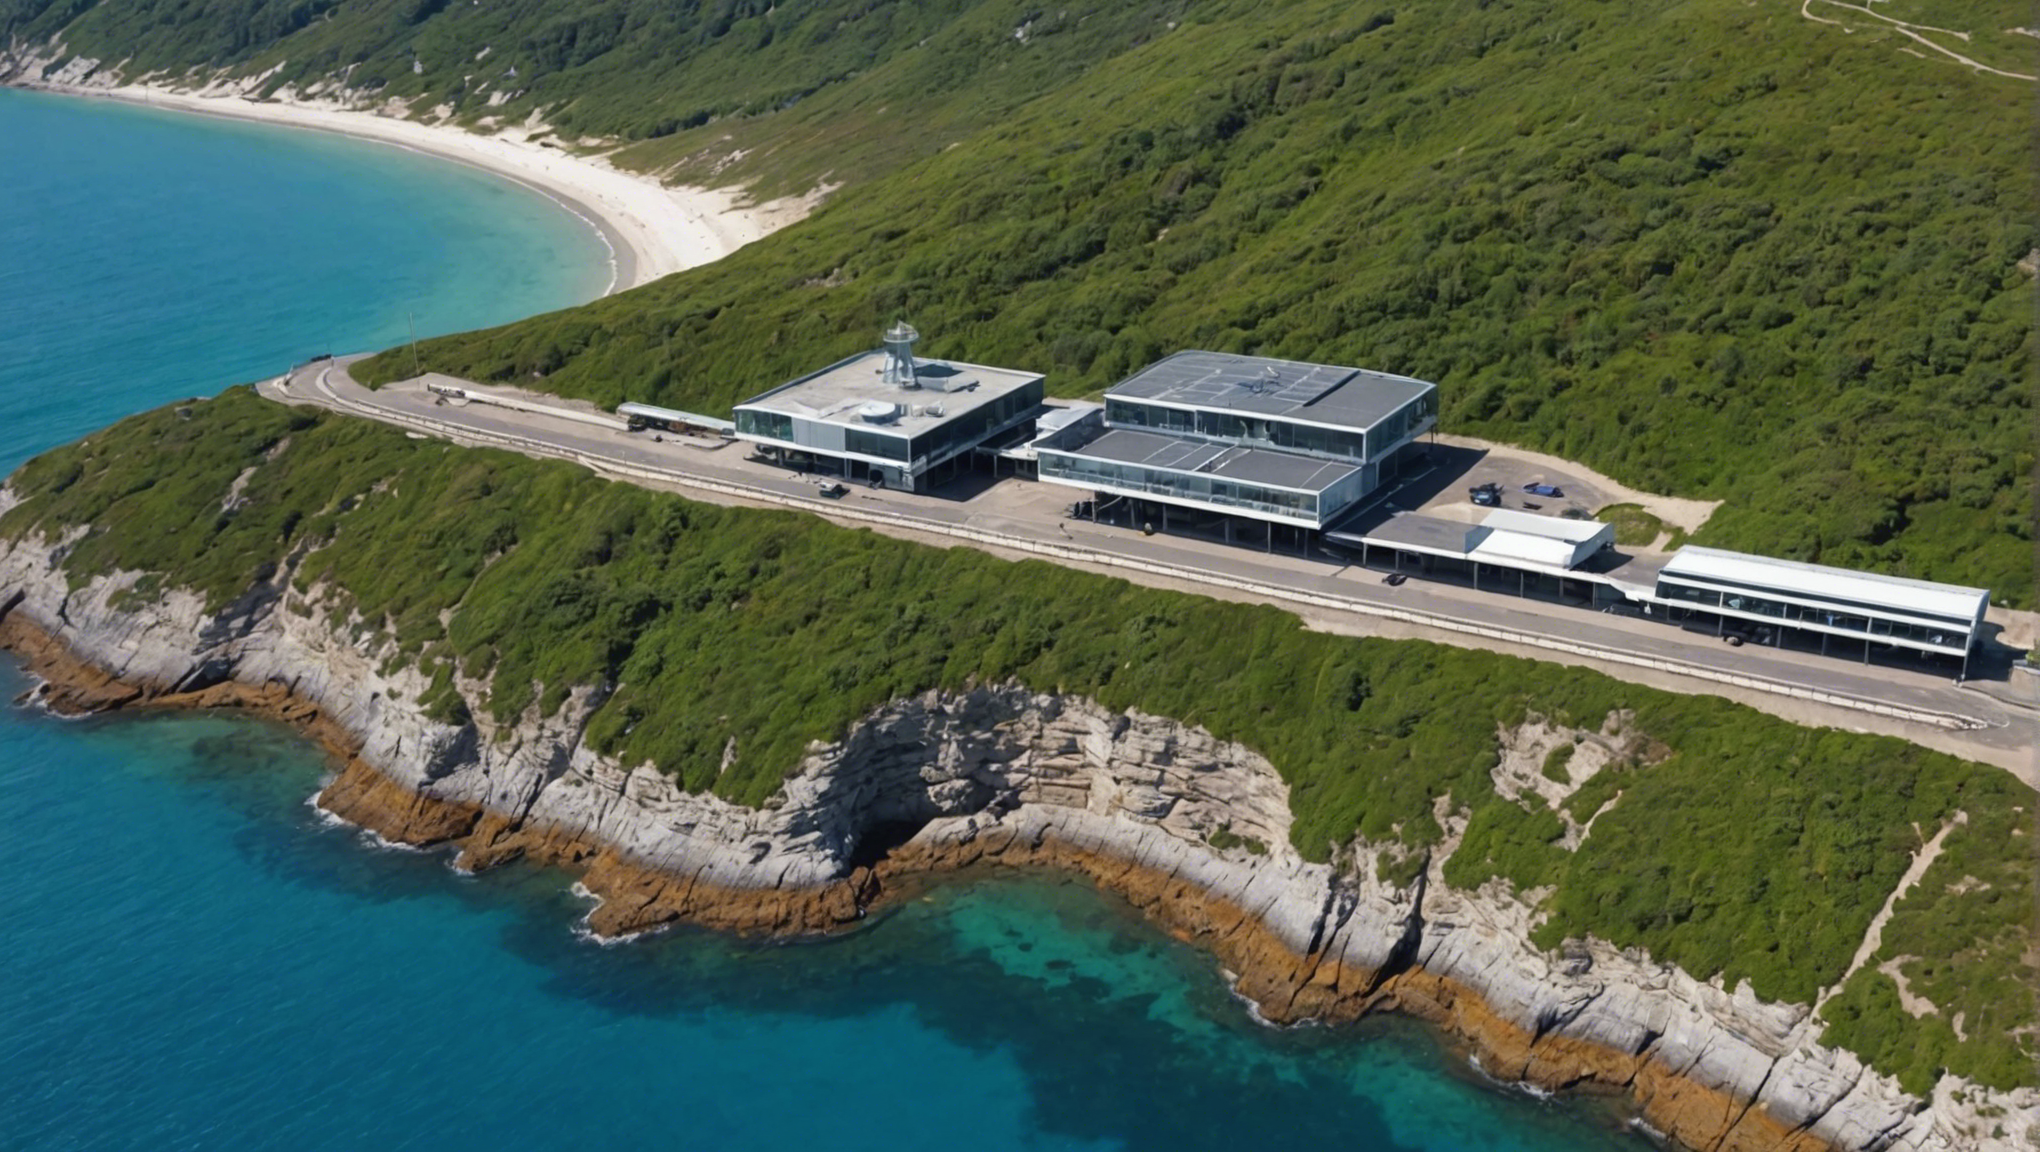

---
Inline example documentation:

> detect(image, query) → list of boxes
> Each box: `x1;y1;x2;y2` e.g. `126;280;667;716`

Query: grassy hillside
5;0;1195;191
382;0;2029;600
3;388;2031;1093
6;0;2030;597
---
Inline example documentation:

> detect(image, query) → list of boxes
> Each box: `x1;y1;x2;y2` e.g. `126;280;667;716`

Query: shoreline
2;78;812;296
0;593;1939;1152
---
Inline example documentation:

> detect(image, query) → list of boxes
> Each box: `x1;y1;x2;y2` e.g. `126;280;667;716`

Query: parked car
1469;482;1503;507
1383;572;1409;587
815;481;849;499
1522;482;1565;498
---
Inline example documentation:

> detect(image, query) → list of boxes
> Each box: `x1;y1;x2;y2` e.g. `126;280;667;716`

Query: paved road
261;359;2037;782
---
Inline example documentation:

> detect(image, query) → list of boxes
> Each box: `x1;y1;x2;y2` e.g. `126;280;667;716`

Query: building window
736;410;793;441
846;428;908;461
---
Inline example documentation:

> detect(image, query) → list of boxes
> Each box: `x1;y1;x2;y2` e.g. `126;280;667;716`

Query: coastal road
261;359;2037;783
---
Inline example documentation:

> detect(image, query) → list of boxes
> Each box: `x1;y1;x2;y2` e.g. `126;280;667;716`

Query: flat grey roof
1108;350;1434;432
736;351;1042;439
1062;427;1361;493
1354;513;1478;554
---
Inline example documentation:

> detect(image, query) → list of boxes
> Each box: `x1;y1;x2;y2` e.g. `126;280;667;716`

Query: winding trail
1800;0;2037;81
1815;810;1968;1015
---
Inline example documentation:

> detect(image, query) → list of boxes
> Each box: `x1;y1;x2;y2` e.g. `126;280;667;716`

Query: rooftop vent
857;401;902;423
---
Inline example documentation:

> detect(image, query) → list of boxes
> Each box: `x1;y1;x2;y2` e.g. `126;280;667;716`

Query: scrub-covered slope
5;0;2029;596
392;0;2029;599
2;388;2031;1096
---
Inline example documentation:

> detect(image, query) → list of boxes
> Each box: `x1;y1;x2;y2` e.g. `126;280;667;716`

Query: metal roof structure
1473;532;1582;569
1033;401;1103;437
617;402;736;433
1658;547;1989;625
1334;511;1614;576
1075;428;1363;493
1107;350;1433;432
1346;513;1480;555
1480;508;1610;546
737;350;1043;439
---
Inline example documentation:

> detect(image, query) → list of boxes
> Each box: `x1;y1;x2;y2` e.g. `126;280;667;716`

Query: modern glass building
1037;351;1438;531
1043;428;1369;527
732;324;1045;492
1650;546;1989;666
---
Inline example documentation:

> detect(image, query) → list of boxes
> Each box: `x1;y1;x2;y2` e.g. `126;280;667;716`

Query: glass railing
1039;456;1318;522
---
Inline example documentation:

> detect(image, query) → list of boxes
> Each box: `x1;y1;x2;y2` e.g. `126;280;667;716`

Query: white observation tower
881;321;919;389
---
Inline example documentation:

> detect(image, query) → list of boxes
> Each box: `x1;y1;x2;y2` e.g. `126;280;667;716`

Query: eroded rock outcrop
0;523;2030;1152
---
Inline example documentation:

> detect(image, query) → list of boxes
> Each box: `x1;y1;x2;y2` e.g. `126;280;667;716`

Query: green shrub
1540;742;1576;784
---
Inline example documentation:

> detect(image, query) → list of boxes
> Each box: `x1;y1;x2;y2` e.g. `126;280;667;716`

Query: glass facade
1100;397;1437;464
1657;577;1971;650
739;380;1042;477
1368;391;1436;449
734;409;792;441
1038;449;1322;523
910;383;1043;466
845;427;910;461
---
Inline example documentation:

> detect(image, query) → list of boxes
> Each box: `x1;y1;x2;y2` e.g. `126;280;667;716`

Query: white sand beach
36;83;810;295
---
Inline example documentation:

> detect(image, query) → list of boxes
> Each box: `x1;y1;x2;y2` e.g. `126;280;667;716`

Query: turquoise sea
0;89;1653;1152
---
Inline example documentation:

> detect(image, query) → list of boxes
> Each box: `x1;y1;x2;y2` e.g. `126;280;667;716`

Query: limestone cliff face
0;520;2029;1152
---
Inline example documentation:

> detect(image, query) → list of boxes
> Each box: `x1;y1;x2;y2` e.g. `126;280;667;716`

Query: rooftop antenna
881;321;919;390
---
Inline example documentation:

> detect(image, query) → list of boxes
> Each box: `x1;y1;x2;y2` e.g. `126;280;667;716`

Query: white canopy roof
1471;532;1581;570
1480;508;1612;546
1659;546;1988;623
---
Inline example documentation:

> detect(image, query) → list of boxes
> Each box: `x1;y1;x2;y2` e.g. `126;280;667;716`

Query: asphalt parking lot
1355;441;1611;525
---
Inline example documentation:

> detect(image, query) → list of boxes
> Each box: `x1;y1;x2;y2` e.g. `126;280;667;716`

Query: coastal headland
0;28;2031;1152
0;488;2027;1152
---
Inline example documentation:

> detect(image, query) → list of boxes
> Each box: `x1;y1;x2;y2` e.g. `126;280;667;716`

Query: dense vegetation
5;0;2033;1098
4;0;2030;598
3;388;2029;1091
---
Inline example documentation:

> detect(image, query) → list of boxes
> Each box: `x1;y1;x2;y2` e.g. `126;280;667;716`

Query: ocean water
0;90;1653;1152
0;88;606;471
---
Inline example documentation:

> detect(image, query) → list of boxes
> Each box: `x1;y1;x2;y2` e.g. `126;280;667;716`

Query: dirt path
1816;811;1967;1013
1801;0;2038;81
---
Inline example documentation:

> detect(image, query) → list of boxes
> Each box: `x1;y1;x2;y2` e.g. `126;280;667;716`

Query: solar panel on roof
1107;350;1432;431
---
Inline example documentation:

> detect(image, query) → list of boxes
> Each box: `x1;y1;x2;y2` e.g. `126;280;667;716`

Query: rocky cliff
0;517;2029;1152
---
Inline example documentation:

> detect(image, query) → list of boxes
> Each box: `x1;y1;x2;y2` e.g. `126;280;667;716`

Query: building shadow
1967;622;2026;684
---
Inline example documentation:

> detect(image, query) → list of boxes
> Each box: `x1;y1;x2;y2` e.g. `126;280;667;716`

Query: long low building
618;402;735;436
1649;546;1989;665
1329;508;1624;604
1335;508;1615;572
